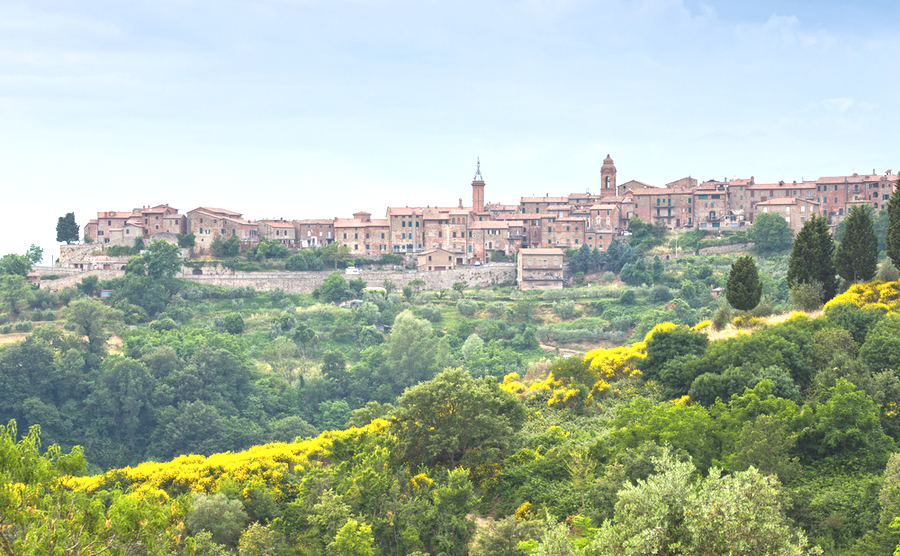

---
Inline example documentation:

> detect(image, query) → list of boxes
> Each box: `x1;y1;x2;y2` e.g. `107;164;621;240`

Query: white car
344;267;361;275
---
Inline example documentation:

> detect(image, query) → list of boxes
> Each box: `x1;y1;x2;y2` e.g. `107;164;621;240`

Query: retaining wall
179;263;517;294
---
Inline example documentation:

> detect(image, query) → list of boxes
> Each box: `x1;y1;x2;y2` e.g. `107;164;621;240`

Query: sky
2;0;899;263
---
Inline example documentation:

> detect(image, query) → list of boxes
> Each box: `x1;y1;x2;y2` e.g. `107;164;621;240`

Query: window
402;221;406;228
365;244;369;250
354;233;358;239
354;245;358;250
438;231;442;237
343;233;347;239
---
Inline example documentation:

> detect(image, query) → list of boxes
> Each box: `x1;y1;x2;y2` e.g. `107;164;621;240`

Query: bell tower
472;157;485;213
601;154;617;195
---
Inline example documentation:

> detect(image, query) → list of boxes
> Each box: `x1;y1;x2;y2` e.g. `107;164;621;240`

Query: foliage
56;212;80;244
726;255;762;312
391;368;526;470
748;212;794;255
888;179;900;269
1;420;188;556
224;312;245;335
836;205;879;283
586;449;821;556
788;214;838;301
0;253;32;276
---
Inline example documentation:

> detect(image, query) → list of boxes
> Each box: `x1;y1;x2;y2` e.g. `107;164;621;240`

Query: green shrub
553;300;577;320
619;290;636;305
0;324;11;334
790;281;824;311
42;309;56;321
457;299;478;317
14;321;33;332
649;286;672;303
418;305;442;323
486;302;507;317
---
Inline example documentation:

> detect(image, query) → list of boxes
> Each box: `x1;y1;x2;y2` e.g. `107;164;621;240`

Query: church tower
601;154;617;195
472;157;485;213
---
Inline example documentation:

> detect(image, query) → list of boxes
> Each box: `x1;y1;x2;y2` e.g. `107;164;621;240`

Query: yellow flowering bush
69;420;392;500
825;280;900;313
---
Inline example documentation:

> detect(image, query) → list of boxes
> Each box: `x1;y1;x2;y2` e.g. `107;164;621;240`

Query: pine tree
787;214;838;301
726;255;762;312
55;212;79;244
887;178;900;270
835;205;878;283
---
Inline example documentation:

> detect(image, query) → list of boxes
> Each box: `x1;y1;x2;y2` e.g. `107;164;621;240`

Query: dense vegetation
5;192;900;554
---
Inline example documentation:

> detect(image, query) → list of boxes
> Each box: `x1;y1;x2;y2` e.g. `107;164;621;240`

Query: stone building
387;207;425;254
815;171;896;220
258;220;296;243
755;197;821;233
467;220;513;262
517;248;565;290
600;154;617;194
334;211;390;256
417;248;458;271
632;186;694;229
293;219;334;248
187;207;258;252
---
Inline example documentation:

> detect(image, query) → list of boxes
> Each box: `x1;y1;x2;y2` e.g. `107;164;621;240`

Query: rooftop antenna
474;157;483;181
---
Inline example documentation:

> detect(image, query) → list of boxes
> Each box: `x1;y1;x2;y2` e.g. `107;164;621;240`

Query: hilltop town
67;156;897;274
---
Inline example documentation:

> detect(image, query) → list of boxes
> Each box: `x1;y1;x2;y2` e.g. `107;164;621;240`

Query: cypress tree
835;205;878;283
55;212;80;244
726;255;762;312
887;178;900;270
787;214;838;301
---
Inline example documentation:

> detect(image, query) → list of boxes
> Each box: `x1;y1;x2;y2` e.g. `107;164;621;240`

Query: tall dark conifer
835;205;878;283
787;214;838;301
726;255;762;312
887;178;900;270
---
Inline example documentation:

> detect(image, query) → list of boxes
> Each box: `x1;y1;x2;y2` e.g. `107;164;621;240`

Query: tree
587;449;820;556
886;178;900;269
748;212;793;255
224;313;245;335
835;205;878;283
177;232;196;249
726;255;762;312
391;368;526;469
64;297;123;354
24;244;43;265
0;254;31;276
142;240;183;281
320;272;348;303
318;242;351;269
0;275;30;314
787;214;838;301
0;420;188;556
55;212;79;244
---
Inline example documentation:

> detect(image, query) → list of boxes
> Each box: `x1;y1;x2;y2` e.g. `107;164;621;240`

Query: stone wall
179;263;516;294
32;266;83;276
39;269;125;291
697;242;755;255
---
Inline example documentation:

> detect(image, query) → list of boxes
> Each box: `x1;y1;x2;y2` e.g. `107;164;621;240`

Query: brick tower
472;157;485;213
601;154;617;195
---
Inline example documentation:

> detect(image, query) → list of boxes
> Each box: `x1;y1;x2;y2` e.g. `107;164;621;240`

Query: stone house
815;171;897;220
258;220;296;243
746;180;816;223
632;186;694;229
187;207;258;252
755;197;822;233
387;207;425;254
293;219;334;248
467;221;512;263
517;248;565;290
417;248;458;271
334;211;390;256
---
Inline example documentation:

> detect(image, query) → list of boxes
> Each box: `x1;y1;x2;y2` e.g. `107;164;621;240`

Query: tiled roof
189;207;243;218
520;248;566;255
468;221;509;230
387;207;424;216
817;174;887;184
756;197;820;206
260;220;294;228
520;196;568;203
293;219;333;225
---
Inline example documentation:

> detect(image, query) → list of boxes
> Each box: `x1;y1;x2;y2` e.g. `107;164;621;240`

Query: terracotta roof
260;220;294;228
748;181;816;190
468;221;509;230
334;218;388;228
817;174;888;184
631;187;687;196
387;207;424;216
293;219;333;225
98;211;129;219
418;248;459;256
520;196;568;203
547;204;572;211
520;248;566;255
188;207;243;218
756;197;820;206
591;204;618;210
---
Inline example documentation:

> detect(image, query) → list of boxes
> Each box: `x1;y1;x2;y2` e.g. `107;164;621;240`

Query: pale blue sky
1;0;898;263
